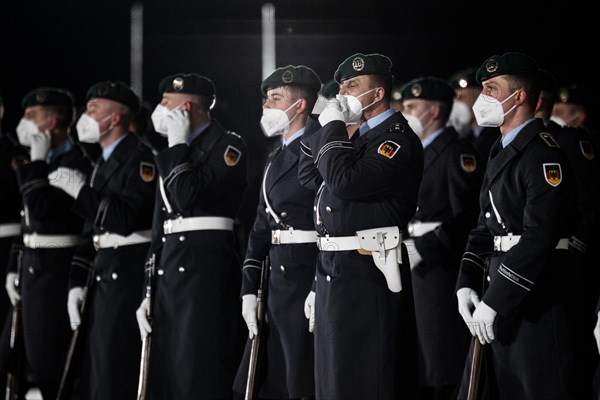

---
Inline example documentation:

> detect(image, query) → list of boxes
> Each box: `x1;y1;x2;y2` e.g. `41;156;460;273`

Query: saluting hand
165;109;190;147
29;131;51;162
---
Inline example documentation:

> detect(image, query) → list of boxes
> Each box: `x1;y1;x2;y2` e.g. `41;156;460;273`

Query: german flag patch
377;140;400;159
224;145;241;166
580;140;595;160
139;162;156;182
460;154;477;172
543;163;562;187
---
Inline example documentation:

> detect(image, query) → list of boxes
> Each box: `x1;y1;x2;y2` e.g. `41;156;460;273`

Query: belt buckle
93;235;100;251
163;219;173;235
272;230;281;245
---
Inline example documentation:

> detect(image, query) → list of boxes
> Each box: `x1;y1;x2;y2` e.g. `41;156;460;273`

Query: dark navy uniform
233;137;319;399
16;139;93;396
303;110;423;399
409;127;483;389
72;133;156;399
456;119;579;399
147;120;247;399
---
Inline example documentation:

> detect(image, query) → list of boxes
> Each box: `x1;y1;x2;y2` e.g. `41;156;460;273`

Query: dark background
1;0;596;225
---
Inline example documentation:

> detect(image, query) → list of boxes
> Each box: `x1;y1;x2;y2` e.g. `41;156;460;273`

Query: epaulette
388;122;407;134
538;132;560;148
226;130;242;140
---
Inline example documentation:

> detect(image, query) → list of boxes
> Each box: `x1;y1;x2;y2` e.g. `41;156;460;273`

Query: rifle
467;263;490;400
5;248;23;400
56;257;95;400
244;255;270;400
136;253;156;400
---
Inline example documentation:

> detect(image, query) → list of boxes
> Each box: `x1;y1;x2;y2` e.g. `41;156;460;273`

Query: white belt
317;235;362;251
271;229;317;245
493;235;569;252
93;230;151;249
163;216;234;235
0;223;21;238
23;233;82;249
408;221;441;237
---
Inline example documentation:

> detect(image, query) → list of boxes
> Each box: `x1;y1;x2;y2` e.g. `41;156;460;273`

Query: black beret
400;76;456;103
334;53;392;84
159;73;215;99
261;65;322;97
556;84;591;107
449;67;480;89
21;87;74;109
320;79;339;99
86;81;140;114
476;52;539;84
536;69;558;93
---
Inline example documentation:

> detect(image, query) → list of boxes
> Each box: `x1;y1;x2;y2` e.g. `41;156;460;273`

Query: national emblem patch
139;162;156;182
579;140;595;160
460;154;477;172
224;145;241;166
543;163;562;187
377;140;400;159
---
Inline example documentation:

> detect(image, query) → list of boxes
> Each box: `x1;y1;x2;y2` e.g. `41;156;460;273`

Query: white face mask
76;113;112;143
16;118;41;147
472;91;519;127
260;100;300;137
151;103;183;137
337;88;379;125
403;113;424;137
447;100;473;137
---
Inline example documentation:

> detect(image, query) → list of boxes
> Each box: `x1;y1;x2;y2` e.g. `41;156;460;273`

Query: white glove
404;239;422;270
241;294;258;339
165;109;191;147
304;291;316;333
29;131;51;161
318;100;345;126
67;287;87;331
594;311;600;355
456;287;480;336
48;167;87;199
471;301;497;344
136;298;152;339
5;272;21;306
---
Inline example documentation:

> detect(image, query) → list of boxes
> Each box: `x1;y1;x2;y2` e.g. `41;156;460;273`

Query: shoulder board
388;122;407;133
539;132;560;148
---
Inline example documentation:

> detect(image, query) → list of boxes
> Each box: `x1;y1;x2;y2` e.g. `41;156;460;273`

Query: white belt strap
0;223;21;238
407;221;441;237
23;233;82;249
93;230;152;249
317;235;362;251
494;235;569;252
272;229;317;245
163;216;234;235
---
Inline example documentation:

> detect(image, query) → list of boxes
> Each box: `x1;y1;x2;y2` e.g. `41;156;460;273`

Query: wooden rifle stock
245;255;270;400
56;258;95;400
466;338;483;400
5;249;23;400
137;253;156;400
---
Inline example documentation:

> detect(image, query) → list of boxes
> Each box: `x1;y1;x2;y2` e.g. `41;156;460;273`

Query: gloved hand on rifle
594;311;600;354
304;291;316;333
67;286;87;331
457;287;480;336
241;294;258;339
471;301;497;344
5;272;21;306
403;238;422;269
136;298;152;339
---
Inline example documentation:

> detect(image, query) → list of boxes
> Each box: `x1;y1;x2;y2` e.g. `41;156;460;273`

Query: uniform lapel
92;134;131;190
423;129;454;173
266;140;299;193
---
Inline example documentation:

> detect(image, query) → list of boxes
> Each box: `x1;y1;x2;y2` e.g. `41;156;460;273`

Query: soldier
232;65;321;399
135;73;247;399
400;77;483;400
455;52;580;399
2;87;94;399
49;81;156;399
299;53;423;399
448;67;500;164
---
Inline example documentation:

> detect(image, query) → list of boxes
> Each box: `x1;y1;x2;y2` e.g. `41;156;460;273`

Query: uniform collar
358;108;396;136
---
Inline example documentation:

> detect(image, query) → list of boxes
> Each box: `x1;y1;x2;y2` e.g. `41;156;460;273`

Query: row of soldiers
0;50;598;400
